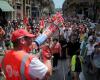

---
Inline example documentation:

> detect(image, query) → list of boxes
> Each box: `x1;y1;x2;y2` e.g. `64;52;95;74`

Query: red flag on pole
40;19;45;29
23;17;28;25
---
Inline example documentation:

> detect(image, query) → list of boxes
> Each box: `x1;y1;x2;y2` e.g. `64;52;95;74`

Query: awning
0;1;14;12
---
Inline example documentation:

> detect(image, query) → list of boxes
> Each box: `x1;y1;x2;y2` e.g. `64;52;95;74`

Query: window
26;0;28;4
17;0;21;2
17;5;21;9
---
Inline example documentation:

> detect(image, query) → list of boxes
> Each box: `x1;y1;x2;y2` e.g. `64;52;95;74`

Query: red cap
11;29;35;41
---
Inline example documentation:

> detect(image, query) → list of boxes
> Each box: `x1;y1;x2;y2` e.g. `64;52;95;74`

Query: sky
53;0;65;8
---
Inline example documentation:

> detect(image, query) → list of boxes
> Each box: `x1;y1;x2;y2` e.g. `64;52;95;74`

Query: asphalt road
49;59;97;80
49;60;68;80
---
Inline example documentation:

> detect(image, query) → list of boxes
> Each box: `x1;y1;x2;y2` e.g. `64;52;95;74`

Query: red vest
2;50;34;80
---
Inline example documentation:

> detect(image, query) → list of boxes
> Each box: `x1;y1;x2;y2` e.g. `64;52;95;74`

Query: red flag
40;19;45;29
51;12;64;26
52;15;57;22
23;17;28;25
56;12;64;23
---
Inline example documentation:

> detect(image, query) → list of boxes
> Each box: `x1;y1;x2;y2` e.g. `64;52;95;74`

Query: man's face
24;36;33;46
20;36;34;52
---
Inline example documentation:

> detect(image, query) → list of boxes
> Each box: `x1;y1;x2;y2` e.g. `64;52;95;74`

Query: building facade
63;0;100;22
31;0;55;19
8;0;31;20
3;0;55;20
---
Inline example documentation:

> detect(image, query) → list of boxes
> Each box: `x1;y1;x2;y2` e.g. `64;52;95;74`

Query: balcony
26;0;31;5
16;0;22;4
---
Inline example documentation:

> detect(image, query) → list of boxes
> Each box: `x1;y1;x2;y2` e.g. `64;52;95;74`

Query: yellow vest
71;55;82;71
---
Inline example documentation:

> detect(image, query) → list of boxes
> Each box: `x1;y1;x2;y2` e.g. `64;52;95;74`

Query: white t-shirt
86;44;95;56
64;30;69;42
29;57;48;79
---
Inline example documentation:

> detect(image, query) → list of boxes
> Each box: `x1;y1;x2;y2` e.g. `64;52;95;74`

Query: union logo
6;65;13;77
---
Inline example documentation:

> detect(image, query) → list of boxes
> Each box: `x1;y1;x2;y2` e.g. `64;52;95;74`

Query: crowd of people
0;8;100;80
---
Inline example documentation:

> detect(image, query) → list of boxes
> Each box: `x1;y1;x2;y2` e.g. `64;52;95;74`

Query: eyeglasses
24;36;29;39
24;36;33;41
17;36;33;41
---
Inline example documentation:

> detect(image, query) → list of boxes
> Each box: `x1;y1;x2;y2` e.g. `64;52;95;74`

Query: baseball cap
11;29;35;42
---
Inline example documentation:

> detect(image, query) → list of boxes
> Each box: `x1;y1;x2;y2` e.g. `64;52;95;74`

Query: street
50;60;68;80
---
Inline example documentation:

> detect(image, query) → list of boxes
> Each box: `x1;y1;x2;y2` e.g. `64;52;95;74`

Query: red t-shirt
51;42;61;54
